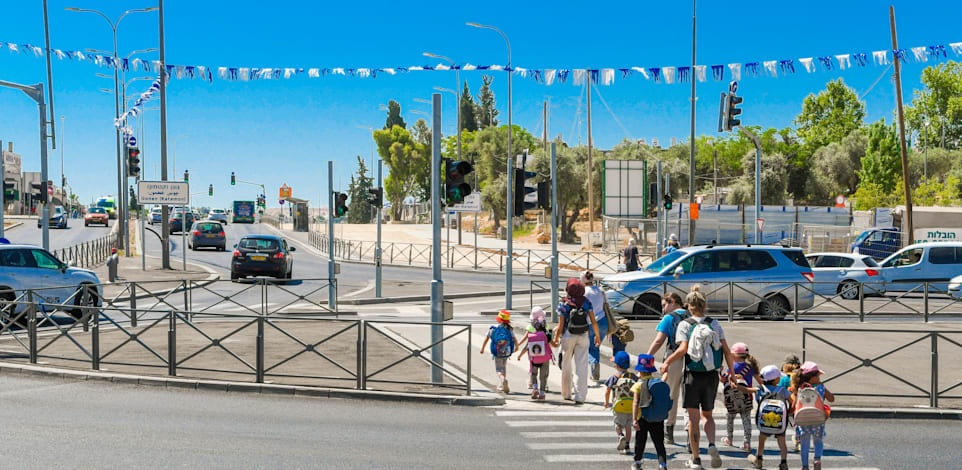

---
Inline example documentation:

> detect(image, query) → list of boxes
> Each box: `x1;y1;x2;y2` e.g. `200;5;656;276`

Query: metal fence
50;231;119;269
802;327;962;408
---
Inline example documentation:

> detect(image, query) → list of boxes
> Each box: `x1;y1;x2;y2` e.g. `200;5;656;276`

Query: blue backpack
641;378;673;422
489;325;516;358
665;309;687;351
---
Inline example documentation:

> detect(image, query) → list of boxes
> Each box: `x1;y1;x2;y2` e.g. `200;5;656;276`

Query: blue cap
635;353;657;373
612;351;631;368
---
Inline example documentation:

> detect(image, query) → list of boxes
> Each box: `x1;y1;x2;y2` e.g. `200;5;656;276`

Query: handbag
603;302;618;336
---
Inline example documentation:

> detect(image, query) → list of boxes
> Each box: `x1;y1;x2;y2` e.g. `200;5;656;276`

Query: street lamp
467;21;513;309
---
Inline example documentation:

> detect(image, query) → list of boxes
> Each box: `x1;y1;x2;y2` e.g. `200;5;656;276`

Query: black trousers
634;418;668;464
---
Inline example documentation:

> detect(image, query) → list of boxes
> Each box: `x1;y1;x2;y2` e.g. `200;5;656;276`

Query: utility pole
542;101;548;154
550;143;559;322
656;161;663;255
890;5;913;244
713;149;718;204
430;93;444;382
327;161;336;310
159;0;171;269
506;143;514;310
376;159;382;298
587;70;594;236
688;0;698;247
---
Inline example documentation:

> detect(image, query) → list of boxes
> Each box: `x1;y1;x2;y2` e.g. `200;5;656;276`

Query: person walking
631;354;672;470
553;278;602;404
479;310;517;394
646;292;688;444
663;234;680;255
623;238;640;272
659;286;734;469
582;270;609;381
791;362;834;470
604;351;637;454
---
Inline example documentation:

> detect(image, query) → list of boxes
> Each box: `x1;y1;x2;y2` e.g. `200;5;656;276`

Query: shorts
760;431;787;438
613;411;633;429
683;370;720;411
494;357;508;373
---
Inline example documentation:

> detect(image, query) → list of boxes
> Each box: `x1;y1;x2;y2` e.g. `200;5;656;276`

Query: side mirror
673;266;685;279
289;246;296;252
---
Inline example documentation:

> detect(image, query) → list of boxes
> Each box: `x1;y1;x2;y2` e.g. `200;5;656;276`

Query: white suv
0;243;101;321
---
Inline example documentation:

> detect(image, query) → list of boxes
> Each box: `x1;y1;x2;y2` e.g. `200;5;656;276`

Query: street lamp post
467;22;512;309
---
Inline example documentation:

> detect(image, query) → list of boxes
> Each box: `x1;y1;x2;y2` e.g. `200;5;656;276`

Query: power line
593;82;634;141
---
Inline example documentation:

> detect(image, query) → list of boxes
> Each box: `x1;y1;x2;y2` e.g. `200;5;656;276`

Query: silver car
0;243;101;321
208;208;229;224
806;253;882;299
602;245;815;320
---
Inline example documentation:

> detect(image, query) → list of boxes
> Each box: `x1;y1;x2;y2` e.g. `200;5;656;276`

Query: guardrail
802;327;962;408
307;231;622;274
50;231;119;269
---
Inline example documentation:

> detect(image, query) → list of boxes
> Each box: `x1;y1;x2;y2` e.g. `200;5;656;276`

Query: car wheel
85;222;89;227
0;290;24;328
838;280;860;300
231;271;239;281
758;294;790;320
631;294;661;319
70;284;100;321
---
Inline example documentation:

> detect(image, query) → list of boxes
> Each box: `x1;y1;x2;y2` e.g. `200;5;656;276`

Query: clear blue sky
0;0;959;210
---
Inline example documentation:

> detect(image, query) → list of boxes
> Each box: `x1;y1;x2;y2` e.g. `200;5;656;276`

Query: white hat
760;365;782;382
669;233;678;242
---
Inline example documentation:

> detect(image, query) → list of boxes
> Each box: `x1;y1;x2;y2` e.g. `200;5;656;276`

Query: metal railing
802;327;962;408
50;231;119;269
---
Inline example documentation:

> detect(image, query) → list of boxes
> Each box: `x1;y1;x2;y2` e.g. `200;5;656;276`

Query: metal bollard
130;283;138;328
168;311;177;376
255;315;264;383
106;249;119;282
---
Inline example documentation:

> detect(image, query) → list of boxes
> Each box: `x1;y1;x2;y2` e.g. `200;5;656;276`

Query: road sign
279;200;285;205
756;218;765;232
835;195;846;207
447;192;481;212
126;135;137;148
279;184;292;199
137;180;189;205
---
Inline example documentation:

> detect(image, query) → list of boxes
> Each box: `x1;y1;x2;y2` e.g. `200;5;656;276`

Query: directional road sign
137;181;189;205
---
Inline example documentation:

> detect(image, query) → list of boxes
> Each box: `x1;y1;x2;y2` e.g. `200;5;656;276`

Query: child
780;354;802;451
604;351;637;454
517;307;550;391
721;342;763;452
480;310;516;393
791;361;835;470
630;354;671;470
611;318;632;355
749;365;793;470
517;314;553;400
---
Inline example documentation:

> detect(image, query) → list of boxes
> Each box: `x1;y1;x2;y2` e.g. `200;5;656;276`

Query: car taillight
865;269;879;277
192;231;200;236
273;252;285;259
233;250;242;257
218;232;225;237
801;272;814;282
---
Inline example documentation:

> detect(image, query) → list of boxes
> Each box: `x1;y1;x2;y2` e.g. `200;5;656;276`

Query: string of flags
4;40;962;86
114;76;164;132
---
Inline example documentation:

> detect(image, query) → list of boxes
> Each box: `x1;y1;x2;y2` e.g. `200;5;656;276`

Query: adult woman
645;292;688;444
581;270;609;381
553;278;602;404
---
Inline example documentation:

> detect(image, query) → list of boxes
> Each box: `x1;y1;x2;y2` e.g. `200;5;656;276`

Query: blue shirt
656;309;687;348
756;384;792;404
778;374;791;389
557;298;595;334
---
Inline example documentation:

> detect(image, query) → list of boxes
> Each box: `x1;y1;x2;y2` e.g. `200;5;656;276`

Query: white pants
560;333;589;401
663;351;685;426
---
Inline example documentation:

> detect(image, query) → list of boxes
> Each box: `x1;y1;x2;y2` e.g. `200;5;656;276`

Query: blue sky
0;0;959;210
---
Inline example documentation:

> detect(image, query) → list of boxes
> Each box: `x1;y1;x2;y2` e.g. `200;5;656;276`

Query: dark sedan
231;235;294;280
169;211;195;233
188;220;226;251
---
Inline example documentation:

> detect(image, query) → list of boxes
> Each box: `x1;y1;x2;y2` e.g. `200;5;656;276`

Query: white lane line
342;280;376;298
528;442;622;450
497;411;612;417
521;431;614;438
506;420;614;427
542;454;634;463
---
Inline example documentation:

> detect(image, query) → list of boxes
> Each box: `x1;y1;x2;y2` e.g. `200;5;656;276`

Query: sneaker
794;441;801;452
779;462;789;470
748;454;763;469
618;434;628;451
531;389;539;400
801;467;809;470
591;362;601;380
503;379;510;394
574;400;585;406
527;379;533;389
665;425;675;445
708;445;722;468
631;463;642;470
623;447;633;455
742;441;752;452
685;458;703;469
722;437;733;447
659;465;668;470
813;461;821;470
538;391;546;400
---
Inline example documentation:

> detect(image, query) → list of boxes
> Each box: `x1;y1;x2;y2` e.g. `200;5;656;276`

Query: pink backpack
526;330;552;364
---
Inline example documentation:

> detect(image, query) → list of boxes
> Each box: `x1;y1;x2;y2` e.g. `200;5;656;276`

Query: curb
341;287;552;305
0;361;505;407
104;259;220;304
3;222;23;231
830;406;962;420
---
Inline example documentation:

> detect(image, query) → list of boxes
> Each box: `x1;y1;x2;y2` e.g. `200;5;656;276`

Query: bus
96;196;117;219
233;200;255;223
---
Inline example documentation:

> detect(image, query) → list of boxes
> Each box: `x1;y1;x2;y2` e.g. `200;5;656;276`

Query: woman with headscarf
553;278;602;404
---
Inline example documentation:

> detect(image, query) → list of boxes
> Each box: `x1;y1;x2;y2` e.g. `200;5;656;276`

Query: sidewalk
90;254;218;300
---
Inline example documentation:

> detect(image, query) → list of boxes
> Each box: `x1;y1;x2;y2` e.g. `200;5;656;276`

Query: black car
169;210;195;233
231;235;295;280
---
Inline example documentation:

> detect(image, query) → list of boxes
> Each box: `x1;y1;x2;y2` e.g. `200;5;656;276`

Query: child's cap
730;342;749;355
635;353;657;373
783;354;801;366
800;361;824;375
760;365;782;382
612;351;631;368
530;306;546;322
497;310;511;324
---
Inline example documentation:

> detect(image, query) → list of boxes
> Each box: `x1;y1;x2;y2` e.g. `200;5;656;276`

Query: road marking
520;431;614;438
342;280;376;298
505;420;613;427
497;410;611;417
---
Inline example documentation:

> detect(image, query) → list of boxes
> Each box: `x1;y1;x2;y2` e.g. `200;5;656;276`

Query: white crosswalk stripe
496;410;880;469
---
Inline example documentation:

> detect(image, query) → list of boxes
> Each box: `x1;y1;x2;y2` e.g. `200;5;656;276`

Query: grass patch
513;223;535;238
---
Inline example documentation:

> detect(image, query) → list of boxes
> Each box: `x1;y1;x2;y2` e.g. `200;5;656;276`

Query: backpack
526;330;552;364
489;325;515;358
755;385;790;435
684;317;723;372
615;319;634;343
665;309;686;352
565;301;590;335
723;378;753;414
611;372;637;414
793;384;829;426
640;378;673;422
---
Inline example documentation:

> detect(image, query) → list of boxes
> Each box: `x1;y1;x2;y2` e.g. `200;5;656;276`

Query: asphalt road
1;374;957;469
5;217;114;250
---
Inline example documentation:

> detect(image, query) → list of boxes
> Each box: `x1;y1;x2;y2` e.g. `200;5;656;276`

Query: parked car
208;208;229;224
877;242;962;293
168;210;195;233
0;242;101;321
806;253;882;299
947;274;962;299
231;235;295;280
38;206;68;229
601;245;814;320
850;227;902;260
189;220;226;251
84;207;109;227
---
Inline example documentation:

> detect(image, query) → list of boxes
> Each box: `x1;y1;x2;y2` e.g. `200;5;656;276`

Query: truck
96;196;117;219
851;206;962;260
232;200;255;224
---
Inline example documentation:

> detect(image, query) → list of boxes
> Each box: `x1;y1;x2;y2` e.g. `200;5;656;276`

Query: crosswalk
496;409;879;469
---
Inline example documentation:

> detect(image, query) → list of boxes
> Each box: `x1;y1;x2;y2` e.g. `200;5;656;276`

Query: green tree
726;148;791;206
794;79;866;151
459;81;479;132
475;75;499;128
473;125;537;229
530;142;586;243
805;129;866;204
858;119;901;193
374;125;429;221
383;100;407;130
409;119;433;201
905;61;962;149
345;156;374;223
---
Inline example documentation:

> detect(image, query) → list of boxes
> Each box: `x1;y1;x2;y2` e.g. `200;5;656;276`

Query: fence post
255;314;264;383
356;320;363;390
91;305;100;370
474;243;478;270
360;321;368;390
500;249;504;272
168;311;177;376
527;250;531;273
183;281;190;323
793;283;799;323
728;282;734;323
130;283;138;328
858;283;865;322
409;245;413;265
801;328;807;363
27;291;37;364
931;332;938;408
923;282;929;323
465;323;473;396
389;243;394;264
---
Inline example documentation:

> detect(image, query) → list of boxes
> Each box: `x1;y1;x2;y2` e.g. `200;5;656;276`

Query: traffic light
126;147;141;177
536;181;551;210
725;87;743;131
231;172;236;185
334;192;348;217
513;167;538;216
3;180;14;203
184;170;189;182
366;187;383;207
208;184;213;196
444;159;473;205
31;182;46;204
663;193;673;211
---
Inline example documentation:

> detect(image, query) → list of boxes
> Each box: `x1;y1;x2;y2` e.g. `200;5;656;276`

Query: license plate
251;255;267;261
205;234;216;238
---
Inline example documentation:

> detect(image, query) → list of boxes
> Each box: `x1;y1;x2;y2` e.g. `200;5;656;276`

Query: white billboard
603;160;646;217
138;181;189;205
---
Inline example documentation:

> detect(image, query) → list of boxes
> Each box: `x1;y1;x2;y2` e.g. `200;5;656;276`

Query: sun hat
612;351;631;369
497;310;511;324
760;365;782;382
635;353;657;373
801;361;824;375
669;233;678;242
730;342;749;355
530;306;546;322
565;278;585;298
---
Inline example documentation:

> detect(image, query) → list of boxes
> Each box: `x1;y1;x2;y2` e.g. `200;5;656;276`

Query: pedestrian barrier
802;327;962;408
50;231;119;269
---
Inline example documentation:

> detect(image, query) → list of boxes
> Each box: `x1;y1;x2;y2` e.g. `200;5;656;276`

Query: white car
948;275;962;299
806;253;882;299
0;243;101;321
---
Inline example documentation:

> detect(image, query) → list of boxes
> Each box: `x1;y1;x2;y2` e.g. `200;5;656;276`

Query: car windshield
239;238;279;251
98;201;114;209
861;257;880;267
89;208;106;214
645;250;685;273
853;231;872;243
53;207;64;215
197;222;222;233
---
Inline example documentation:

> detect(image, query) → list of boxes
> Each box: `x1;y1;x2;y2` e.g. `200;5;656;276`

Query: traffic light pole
505;151;513;310
550;143;559;322
0;139;4;239
430;93;444;383
376;159;383;298
655;160;662;255
737;126;762;244
327;160;336;311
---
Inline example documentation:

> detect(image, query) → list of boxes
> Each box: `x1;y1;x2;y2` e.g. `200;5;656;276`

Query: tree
346;156;374;223
531;142;587;243
459;81;479;132
858;119;901;193
905;61;962;149
726;148;791;206
409;118;433;201
805;129;866;203
383;100;406;130
475;75;499;128
374;125;429;221
794;79;865;151
473;125;537;230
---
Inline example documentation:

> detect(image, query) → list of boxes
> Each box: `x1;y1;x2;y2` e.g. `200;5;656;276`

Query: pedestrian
479;310;517;394
582;270;609;381
663;234;680;255
624;238;640;272
610;318;631;355
517;307;551;390
659;285;734;469
604;351;638;454
516;314;553;401
630;353;671;470
791;361;835;470
780;354;802;451
749;365;792;470
721;342;762;452
645;292;688;444
552;278;602;404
